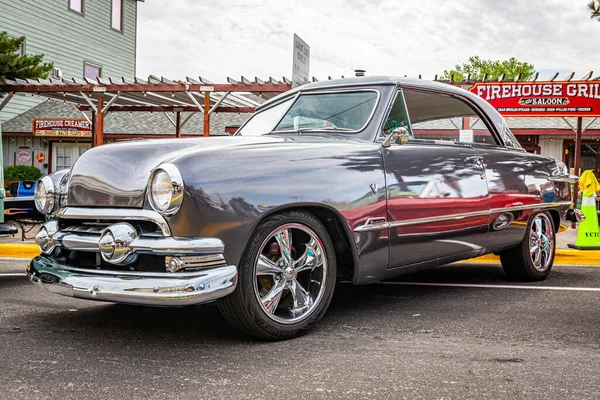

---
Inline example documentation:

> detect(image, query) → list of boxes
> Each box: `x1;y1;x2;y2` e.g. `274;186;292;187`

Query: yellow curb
1;244;599;266
0;244;40;259
465;249;600;266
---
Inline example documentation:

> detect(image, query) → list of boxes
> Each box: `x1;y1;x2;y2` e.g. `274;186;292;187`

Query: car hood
67;135;366;208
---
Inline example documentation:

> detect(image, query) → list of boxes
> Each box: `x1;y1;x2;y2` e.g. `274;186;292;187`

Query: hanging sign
32;118;92;137
469;81;600;117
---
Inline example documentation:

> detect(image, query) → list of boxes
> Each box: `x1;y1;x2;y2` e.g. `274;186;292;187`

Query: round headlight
149;164;184;215
34;176;55;215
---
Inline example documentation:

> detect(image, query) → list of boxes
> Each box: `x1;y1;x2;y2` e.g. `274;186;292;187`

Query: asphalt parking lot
1;258;599;400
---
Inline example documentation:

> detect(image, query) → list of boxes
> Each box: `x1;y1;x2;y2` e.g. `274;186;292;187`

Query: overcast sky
137;0;600;83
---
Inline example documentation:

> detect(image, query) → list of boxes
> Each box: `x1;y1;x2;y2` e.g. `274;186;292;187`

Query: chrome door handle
465;156;484;165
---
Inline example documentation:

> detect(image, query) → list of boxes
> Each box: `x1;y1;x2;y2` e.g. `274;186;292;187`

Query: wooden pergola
0;75;293;146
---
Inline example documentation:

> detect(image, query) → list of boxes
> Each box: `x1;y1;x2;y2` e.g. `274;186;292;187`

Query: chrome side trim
353;202;572;232
389;210;490;229
56;207;171;236
489;201;572;214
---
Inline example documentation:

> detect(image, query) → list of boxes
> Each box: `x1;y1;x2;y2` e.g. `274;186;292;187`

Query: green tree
0;31;53;84
440;56;535;82
589;0;600;21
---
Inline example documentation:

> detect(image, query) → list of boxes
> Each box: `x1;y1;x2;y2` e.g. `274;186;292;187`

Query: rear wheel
500;211;556;281
218;211;336;340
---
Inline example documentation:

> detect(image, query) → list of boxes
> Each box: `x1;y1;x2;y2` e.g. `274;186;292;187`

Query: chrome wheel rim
253;223;327;324
529;214;554;272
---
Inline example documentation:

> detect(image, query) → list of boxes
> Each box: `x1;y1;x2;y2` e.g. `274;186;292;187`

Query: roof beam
0;92;13;112
163;112;177;127
180;113;195;129
79;91;97;113
0;83;291;93
77;105;255;113
208;92;230;115
185;92;204;113
101;92;120;113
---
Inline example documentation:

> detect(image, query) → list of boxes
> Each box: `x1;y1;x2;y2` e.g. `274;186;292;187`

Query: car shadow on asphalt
4;263;593;343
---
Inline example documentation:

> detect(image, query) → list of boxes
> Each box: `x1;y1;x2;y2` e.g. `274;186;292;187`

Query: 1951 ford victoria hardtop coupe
29;76;578;340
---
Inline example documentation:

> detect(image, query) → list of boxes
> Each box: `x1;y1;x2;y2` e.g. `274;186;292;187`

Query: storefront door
51;143;91;172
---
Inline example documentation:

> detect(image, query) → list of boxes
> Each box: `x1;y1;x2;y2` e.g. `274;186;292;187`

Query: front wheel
218;211;336;340
499;211;556;281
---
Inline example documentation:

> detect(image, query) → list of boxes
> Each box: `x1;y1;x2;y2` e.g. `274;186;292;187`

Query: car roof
259;76;472;108
256;75;507;145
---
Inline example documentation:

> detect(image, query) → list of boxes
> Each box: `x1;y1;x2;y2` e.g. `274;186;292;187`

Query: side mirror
382;127;410;148
565;208;585;223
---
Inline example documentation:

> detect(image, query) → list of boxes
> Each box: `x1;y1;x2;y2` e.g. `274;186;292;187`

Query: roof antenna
355;69;366;77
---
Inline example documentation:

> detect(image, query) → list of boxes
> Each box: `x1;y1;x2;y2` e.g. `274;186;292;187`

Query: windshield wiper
319;126;355;131
270;126;355;135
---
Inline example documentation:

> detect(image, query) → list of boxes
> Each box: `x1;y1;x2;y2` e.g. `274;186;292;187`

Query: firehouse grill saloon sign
32;118;92;137
469;81;600;117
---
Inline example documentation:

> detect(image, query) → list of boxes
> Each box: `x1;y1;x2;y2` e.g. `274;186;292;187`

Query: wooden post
91;109;96;147
203;92;210;137
95;94;104;147
573;117;583;208
175;111;181;138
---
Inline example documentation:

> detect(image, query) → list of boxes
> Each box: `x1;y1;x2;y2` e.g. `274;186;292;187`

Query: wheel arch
546;209;561;233
243;203;358;282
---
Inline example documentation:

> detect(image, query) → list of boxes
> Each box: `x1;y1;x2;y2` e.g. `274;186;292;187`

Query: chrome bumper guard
27;255;237;307
52;230;225;255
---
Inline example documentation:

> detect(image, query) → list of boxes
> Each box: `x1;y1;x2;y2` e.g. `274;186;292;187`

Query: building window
69;0;83;13
111;0;123;31
55;147;72;171
84;62;101;80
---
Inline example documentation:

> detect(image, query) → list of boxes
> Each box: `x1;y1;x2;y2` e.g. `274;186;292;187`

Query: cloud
136;0;600;82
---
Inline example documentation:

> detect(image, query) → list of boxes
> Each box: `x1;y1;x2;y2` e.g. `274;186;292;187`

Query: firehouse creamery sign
32;118;92;137
469;81;600;117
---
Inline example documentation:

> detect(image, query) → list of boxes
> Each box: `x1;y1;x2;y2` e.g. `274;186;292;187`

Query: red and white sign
469;81;600;117
32;118;92;137
16;151;31;163
36;152;46;163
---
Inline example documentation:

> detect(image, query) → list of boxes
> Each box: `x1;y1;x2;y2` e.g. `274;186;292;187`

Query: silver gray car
29;76;577;339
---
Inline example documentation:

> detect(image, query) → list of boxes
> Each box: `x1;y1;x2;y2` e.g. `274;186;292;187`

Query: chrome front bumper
27;255;237;307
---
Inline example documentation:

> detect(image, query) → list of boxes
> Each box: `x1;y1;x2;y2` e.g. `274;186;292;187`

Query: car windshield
235;98;294;136
237;91;378;136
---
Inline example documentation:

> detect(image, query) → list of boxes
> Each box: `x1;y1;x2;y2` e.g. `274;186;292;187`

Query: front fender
166;138;389;284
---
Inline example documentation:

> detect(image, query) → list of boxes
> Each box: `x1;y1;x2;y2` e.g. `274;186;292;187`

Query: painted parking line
0;273;26;277
380;281;600;292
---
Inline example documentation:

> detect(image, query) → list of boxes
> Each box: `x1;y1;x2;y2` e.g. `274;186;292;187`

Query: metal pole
176;111;181;138
203;92;210;137
573;117;583;208
95;94;104;147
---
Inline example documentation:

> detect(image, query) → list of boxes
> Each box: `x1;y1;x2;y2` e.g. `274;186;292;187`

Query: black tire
499;211;556;282
218;210;337;340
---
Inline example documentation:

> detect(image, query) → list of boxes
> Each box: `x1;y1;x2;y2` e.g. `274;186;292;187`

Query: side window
403;89;499;146
383;90;412;136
